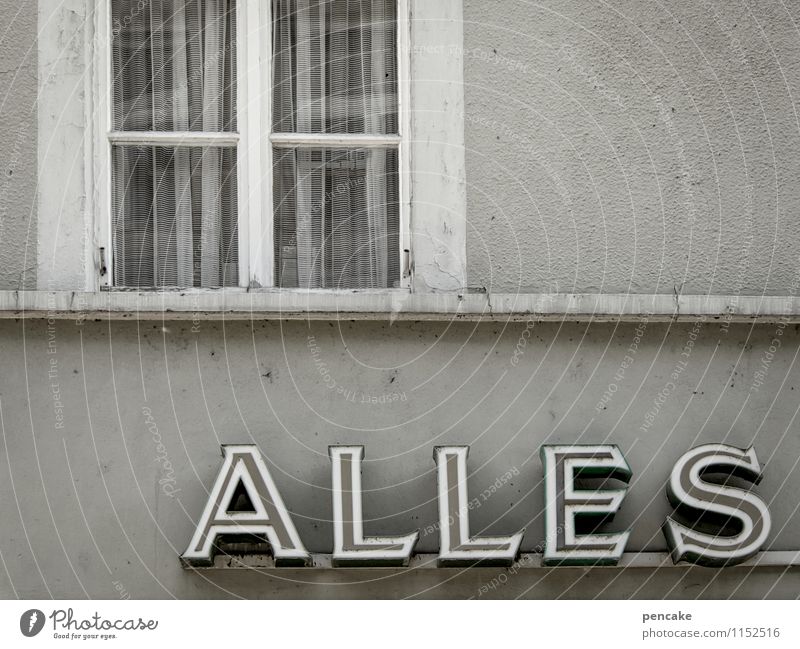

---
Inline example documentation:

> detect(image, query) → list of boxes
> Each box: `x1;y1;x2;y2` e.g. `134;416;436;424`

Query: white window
33;1;465;297
99;0;409;290
107;0;239;288
271;0;404;289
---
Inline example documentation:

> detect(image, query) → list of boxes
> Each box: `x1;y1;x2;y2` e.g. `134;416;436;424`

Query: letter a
181;445;309;566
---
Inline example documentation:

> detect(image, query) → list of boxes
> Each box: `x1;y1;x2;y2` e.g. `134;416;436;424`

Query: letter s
663;444;771;567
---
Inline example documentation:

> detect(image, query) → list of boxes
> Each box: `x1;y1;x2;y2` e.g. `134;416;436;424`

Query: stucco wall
0;0;37;289
3;0;800;602
1;318;799;598
464;0;800;295
23;1;800;295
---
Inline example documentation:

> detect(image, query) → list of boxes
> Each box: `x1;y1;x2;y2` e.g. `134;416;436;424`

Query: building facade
1;0;800;598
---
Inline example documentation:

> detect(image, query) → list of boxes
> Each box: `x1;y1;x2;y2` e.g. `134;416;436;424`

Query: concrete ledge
201;551;800;570
1;290;800;322
176;560;800;598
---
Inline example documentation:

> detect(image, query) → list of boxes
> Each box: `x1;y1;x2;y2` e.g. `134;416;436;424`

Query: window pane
112;146;238;287
272;0;398;135
273;147;400;288
112;0;237;132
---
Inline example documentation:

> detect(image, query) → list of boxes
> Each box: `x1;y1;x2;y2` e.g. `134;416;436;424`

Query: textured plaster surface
1;1;799;602
464;0;800;295
0;0;37;289
18;1;800;295
1;319;799;597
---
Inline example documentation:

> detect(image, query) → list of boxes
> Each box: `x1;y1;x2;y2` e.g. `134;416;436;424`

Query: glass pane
112;145;238;287
273;147;400;289
272;0;398;135
111;0;237;132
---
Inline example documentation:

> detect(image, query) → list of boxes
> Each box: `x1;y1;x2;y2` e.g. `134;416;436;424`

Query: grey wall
1;318;799;598
13;0;800;294
3;0;800;600
464;0;800;295
0;0;37;289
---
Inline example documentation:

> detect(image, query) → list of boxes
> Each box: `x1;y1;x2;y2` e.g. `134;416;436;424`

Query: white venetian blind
272;0;400;289
111;0;238;288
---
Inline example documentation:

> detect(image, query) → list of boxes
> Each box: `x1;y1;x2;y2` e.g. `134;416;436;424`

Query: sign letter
434;446;523;566
181;445;310;566
541;445;632;566
663;444;771;567
330;446;419;566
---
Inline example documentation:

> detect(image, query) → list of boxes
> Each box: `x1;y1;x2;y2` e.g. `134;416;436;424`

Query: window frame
93;0;413;291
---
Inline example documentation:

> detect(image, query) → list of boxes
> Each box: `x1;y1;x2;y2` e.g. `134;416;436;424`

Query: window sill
2;290;800;322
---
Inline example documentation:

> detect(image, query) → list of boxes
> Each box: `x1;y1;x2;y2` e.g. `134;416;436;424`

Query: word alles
182;443;771;569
